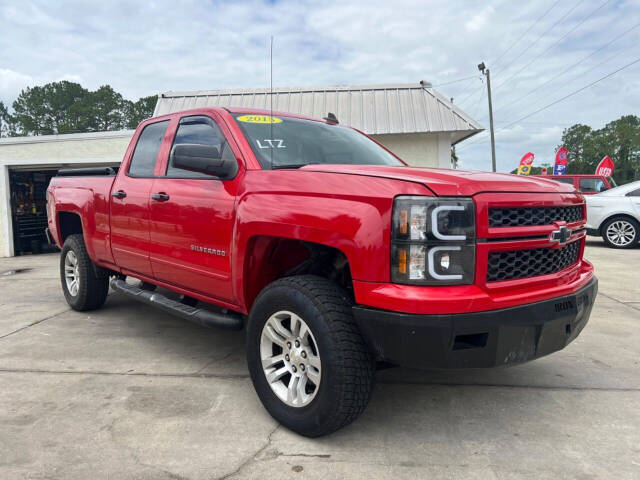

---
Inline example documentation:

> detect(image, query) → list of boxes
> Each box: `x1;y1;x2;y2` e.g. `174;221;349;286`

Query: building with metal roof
154;83;483;169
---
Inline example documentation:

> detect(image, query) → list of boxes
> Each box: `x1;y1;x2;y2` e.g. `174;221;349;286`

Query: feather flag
517;152;534;175
595;156;614;177
554;148;568;175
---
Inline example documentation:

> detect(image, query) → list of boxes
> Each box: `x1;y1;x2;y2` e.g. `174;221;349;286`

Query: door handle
151;192;170;202
112;190;127;199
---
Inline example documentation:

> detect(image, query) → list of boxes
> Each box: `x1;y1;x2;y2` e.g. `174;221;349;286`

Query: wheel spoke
307;353;321;369
269;315;293;340
263;324;286;348
287;375;299;404
299;322;311;344
306;367;320;386
290;314;301;337
296;375;308;403
265;366;288;384
261;354;284;370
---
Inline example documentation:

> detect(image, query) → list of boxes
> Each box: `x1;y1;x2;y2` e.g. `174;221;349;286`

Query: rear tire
246;275;374;437
60;234;109;311
601;216;639;249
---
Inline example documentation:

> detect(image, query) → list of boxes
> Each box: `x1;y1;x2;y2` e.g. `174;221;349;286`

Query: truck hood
301;165;575;196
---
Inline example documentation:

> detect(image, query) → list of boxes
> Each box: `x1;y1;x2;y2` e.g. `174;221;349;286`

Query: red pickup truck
47;107;597;437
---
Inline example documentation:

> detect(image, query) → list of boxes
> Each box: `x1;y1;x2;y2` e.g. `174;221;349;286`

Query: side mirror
170;144;238;179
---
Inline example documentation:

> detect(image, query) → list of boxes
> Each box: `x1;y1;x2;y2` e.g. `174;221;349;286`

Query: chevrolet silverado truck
47;107;598;437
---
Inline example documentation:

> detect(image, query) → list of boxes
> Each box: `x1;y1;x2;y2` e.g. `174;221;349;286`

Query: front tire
246;275;374;437
60;234;109;311
601;216;639;249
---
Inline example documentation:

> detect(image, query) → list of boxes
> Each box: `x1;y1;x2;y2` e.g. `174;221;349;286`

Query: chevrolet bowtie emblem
550;225;572;245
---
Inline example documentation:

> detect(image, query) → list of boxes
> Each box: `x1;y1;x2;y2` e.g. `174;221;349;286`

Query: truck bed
47;174;117;265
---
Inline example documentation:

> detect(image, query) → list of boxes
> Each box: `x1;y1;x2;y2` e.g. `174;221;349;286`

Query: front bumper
352;277;597;369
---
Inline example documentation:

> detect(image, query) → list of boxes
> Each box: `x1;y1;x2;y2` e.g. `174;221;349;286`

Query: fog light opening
453;332;489;350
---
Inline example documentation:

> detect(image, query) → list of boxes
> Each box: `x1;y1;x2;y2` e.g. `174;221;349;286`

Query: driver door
148;113;243;304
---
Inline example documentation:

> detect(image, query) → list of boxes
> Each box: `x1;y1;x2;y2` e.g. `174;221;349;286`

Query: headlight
391;196;475;285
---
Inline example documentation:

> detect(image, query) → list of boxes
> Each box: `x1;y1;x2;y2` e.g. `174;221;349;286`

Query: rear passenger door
110;120;170;277
148;114;243;304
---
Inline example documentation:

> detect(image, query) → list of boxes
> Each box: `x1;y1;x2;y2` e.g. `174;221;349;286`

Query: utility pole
450;97;458;169
478;62;496;172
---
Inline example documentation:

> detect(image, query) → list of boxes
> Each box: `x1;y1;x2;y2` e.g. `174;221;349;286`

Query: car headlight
391;196;475;285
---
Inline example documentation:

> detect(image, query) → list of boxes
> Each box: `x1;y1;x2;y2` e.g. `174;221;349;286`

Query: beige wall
0;132;132;257
0;134;132;165
371;133;450;168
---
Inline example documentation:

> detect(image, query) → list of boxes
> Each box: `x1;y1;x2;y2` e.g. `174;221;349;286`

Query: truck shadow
102;292;590;439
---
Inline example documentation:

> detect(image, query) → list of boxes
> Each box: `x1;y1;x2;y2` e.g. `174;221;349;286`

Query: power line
457;0;562;109
493;0;613;91
466;87;487;118
491;0;564;69
430;75;480;88
456;82;485;108
493;22;640;116
492;0;585;87
459;0;583;109
457;56;640;151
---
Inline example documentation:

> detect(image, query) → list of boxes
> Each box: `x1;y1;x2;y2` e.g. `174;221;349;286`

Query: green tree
84;85;126;131
10;81;89;135
123;95;157;128
0;101;10;137
4;81;158;136
11;85;51;135
558;116;640;184
46;81;91;134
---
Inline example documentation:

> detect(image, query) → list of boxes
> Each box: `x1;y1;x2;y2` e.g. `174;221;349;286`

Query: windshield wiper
271;163;313;170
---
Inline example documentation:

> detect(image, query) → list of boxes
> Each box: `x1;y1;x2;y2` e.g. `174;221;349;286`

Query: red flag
554;147;568;175
595;156;614;177
517;152;534;175
541;167;547;175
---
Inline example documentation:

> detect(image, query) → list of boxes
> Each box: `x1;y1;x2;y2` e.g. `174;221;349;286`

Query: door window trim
125;119;171;179
157;113;242;181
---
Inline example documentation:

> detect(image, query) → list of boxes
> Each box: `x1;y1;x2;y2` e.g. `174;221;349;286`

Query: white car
586;180;640;248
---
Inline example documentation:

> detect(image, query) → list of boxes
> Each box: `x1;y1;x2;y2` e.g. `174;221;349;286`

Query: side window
580;178;605;193
627;188;640;197
128;121;169;176
554;177;574;185
167;115;235;178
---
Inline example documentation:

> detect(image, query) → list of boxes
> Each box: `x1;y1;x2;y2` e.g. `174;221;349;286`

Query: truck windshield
232;113;404;169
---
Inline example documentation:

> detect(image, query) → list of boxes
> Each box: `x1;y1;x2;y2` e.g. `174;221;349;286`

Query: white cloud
0;0;638;171
465;5;495;32
0;69;35;104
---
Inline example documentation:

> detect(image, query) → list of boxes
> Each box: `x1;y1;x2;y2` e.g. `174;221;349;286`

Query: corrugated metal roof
154;83;483;142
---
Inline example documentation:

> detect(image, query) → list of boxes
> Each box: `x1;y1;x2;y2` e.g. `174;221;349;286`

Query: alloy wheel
64;250;80;296
260;310;321;407
606;220;636;247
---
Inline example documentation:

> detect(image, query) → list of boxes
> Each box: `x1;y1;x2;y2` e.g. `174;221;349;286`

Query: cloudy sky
1;0;639;171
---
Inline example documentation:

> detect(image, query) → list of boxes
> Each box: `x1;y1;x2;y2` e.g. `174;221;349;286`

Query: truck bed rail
56;167;118;177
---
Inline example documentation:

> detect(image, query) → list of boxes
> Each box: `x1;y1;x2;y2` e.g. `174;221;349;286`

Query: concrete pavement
0;239;639;479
